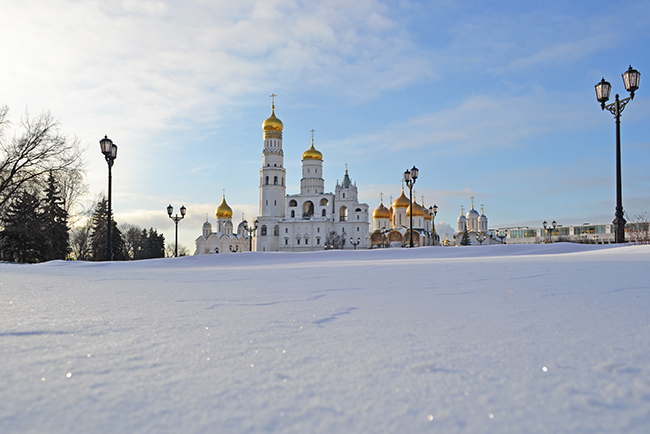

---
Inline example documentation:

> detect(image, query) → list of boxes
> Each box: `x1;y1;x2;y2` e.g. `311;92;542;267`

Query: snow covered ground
1;244;649;433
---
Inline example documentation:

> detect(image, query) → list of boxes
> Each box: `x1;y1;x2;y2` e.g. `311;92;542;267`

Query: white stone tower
257;95;286;251
300;129;325;195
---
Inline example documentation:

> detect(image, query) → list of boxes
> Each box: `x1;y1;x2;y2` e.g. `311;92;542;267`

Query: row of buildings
195;102;489;254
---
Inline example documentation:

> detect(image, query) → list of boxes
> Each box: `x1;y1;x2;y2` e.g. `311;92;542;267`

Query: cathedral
452;198;498;245
195;100;371;254
369;190;439;248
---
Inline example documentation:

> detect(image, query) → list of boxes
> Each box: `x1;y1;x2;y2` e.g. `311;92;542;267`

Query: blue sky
1;0;649;249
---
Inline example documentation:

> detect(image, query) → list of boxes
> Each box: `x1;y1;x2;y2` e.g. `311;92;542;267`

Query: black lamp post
429;204;438;245
403;166;419;247
167;204;186;257
350;237;361;250
243;219;259;252
542;220;556;243
99;135;118;261
595;65;641;243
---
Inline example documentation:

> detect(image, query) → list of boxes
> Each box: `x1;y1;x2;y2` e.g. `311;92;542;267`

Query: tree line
0;105;168;263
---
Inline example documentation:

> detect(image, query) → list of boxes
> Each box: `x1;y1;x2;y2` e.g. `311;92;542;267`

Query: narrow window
322;209;326;217
265;176;269;185
274;176;278;185
291;210;295;218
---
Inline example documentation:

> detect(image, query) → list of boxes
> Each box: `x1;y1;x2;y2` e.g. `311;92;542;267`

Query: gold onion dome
216;195;233;218
302;142;322;160
393;188;410;208
423;203;432;220
373;200;390;219
406;201;424;217
262;105;283;132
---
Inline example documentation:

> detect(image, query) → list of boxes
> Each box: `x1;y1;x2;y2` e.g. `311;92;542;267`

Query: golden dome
373;200;390;219
423;204;432;220
262;105;283;132
216;195;233;218
406;201;424;217
393;188;410;208
302;141;322;160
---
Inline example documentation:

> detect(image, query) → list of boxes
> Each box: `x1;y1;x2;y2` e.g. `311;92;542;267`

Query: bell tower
257;95;286;251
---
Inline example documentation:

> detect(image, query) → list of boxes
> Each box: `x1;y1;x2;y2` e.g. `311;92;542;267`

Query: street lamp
243;219;259;252
350;237;361;250
167;204;186;257
428;204;438;245
403;166;419;247
595;65;641;243
542;220;556;243
99;135;118;261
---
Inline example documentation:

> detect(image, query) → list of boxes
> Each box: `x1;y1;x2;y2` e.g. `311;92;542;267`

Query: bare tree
0;105;85;215
166;242;189;257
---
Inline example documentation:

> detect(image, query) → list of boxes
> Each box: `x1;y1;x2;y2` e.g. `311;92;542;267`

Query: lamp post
167;204;186;257
595;65;641;243
403;166;419;247
497;230;507;244
99;135;118;261
429;204;438;246
243;219;259;252
350;237;361;250
542;220;556;243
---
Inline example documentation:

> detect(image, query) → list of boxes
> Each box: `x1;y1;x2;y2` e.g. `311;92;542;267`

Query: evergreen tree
0;191;44;263
460;226;471;246
145;227;165;258
41;173;69;260
88;197;125;261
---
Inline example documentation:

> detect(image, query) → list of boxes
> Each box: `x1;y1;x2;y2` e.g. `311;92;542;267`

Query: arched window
285;238;289;245
303;201;314;218
322;209;326;217
265;176;269;185
274;225;279;236
355;208;361;212
261;225;267;236
282;177;284;186
319;198;328;206
274;176;278;185
291;210;295;218
340;206;348;222
289;199;297;207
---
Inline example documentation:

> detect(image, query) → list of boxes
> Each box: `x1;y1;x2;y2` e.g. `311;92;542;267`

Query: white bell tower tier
300;129;324;195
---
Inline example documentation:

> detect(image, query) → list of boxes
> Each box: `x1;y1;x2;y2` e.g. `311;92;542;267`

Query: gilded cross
269;93;277;105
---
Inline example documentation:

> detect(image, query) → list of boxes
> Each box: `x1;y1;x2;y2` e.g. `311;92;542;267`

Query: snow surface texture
1;244;650;433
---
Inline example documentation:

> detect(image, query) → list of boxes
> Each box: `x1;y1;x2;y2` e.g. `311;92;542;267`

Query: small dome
203;220;212;229
262;106;283;132
393;188;410;208
302;143;322;160
458;212;466;222
216;195;233;218
373;200;390;219
478;213;487;221
224;220;233;227
424;205;432;220
406;201;424;217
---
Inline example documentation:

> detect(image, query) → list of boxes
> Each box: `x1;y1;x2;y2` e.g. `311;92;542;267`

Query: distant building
452;199;499;246
494;221;650;244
